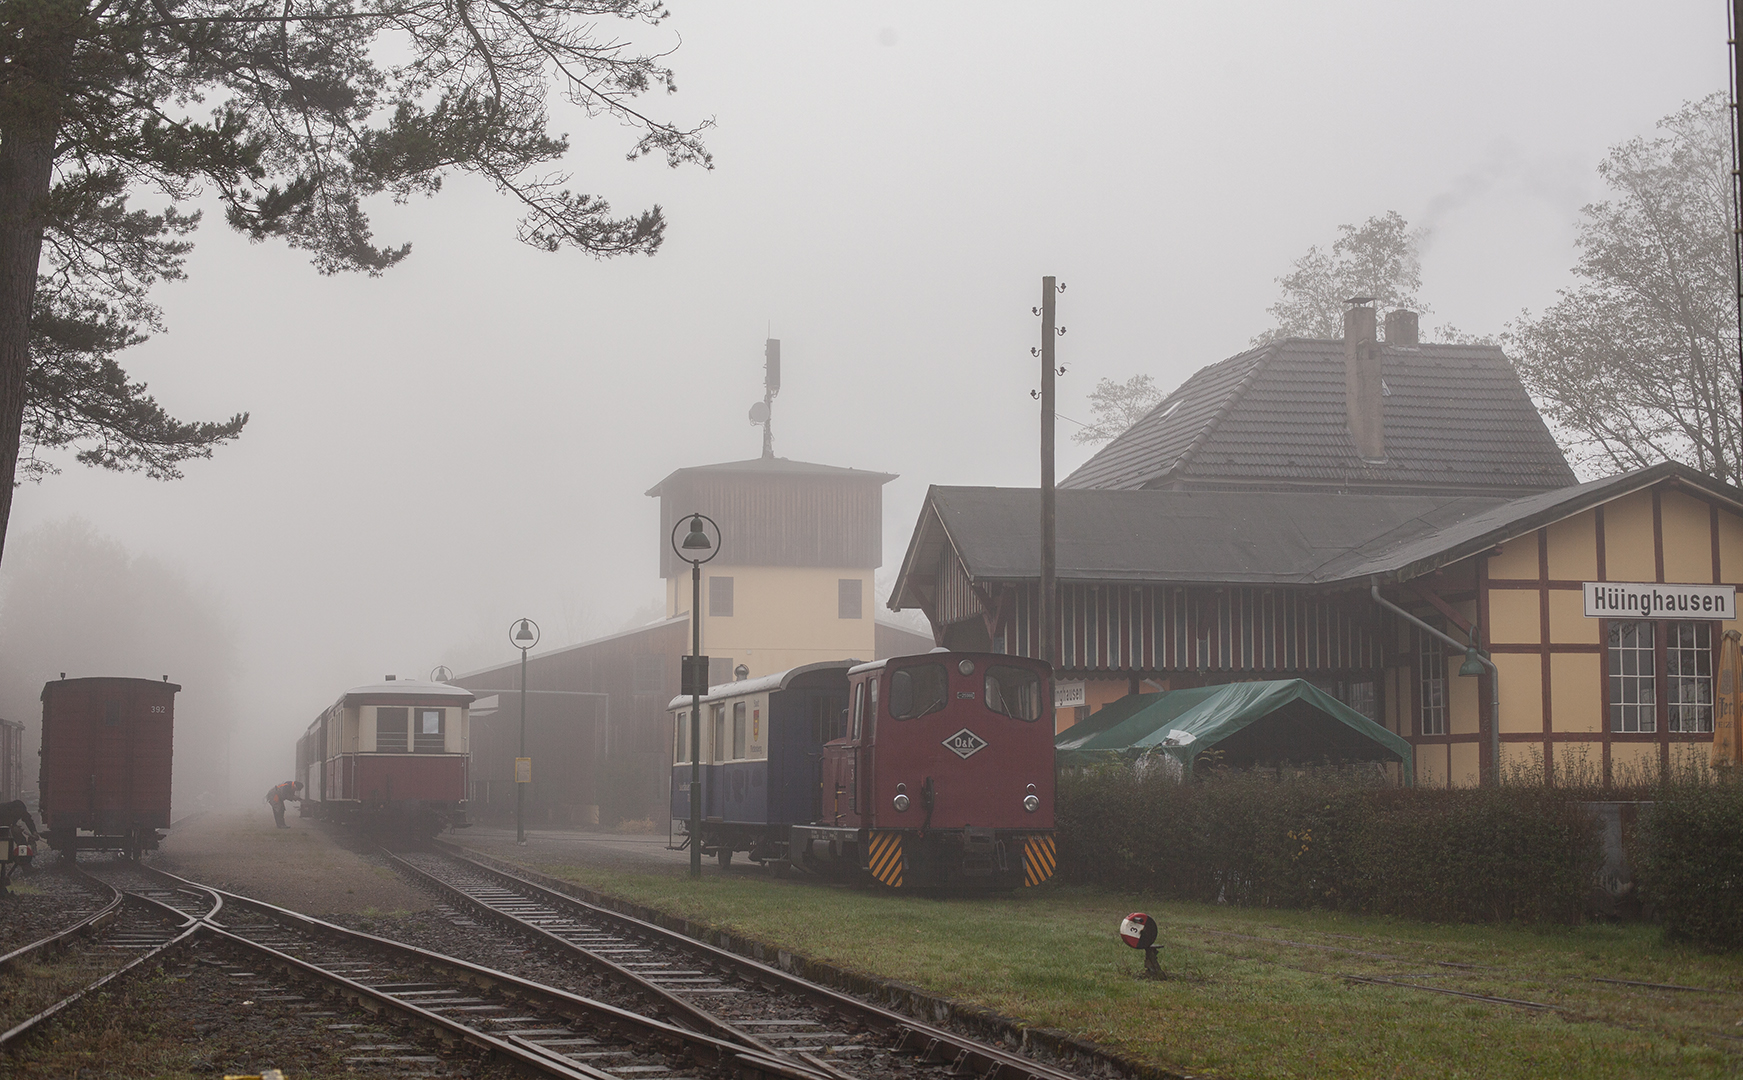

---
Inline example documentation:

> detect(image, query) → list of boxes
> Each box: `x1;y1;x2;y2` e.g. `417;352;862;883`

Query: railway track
387;844;1100;1080
117;860;850;1080
0;861;207;1049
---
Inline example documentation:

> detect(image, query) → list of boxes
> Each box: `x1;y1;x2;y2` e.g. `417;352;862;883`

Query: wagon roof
40;676;182;700
665;660;856;711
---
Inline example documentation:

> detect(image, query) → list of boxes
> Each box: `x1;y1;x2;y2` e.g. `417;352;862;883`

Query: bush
1055;767;1604;924
1631;780;1743;949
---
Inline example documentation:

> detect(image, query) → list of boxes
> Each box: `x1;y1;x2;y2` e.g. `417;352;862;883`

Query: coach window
414;708;444;753
377;707;409;752
711;703;726;763
674;710;692;765
985;666;1042;721
732;701;747;760
889;663;948;719
1608;621;1656;732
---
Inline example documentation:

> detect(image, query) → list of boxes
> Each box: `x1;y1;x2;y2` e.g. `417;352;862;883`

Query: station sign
1583;582;1736;620
1054;680;1086;709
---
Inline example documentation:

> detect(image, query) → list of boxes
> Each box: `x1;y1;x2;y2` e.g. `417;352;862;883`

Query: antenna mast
751;338;781;458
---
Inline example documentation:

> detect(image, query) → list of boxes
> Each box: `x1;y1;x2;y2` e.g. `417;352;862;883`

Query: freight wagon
296;677;473;833
39;676;179;859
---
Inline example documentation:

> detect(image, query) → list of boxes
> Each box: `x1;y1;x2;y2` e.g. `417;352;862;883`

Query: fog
0;2;1727;804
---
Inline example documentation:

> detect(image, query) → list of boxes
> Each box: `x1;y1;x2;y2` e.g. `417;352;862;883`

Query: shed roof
890;463;1743;608
1061;339;1575;495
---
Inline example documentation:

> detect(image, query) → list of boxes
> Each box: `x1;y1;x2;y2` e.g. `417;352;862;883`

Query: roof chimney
1343;300;1385;462
1384;309;1419;345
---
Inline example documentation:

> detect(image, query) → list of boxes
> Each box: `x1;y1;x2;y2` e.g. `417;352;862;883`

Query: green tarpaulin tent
1055;679;1412;782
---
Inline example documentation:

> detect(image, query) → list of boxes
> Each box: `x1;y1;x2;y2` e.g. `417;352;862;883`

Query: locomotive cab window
850;683;864;740
414;708;444;753
376;707;408;751
889;664;948;719
985;666;1042;721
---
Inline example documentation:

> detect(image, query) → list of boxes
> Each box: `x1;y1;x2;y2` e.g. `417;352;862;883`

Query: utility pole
1730;0;1743;434
1040;276;1058;667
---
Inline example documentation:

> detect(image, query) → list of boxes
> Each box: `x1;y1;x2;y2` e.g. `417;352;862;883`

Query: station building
889;305;1743;786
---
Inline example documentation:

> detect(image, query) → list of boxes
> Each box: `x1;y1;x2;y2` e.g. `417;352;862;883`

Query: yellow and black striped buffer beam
1023;834;1057;887
867;830;904;887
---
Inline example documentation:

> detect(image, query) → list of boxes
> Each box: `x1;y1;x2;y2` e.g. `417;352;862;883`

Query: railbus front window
889;664;948;720
414;708;444;753
377;707;409;752
984;666;1042;721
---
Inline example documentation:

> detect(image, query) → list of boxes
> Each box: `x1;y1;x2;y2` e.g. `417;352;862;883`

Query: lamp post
671;513;720;878
511;618;540;843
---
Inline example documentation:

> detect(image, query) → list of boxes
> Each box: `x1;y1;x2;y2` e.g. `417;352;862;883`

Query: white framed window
1609;620;1657;733
1668;621;1714;733
732;701;747;759
1419;633;1446;737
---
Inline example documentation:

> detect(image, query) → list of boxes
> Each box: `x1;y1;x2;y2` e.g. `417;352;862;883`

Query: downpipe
1370;584;1500;786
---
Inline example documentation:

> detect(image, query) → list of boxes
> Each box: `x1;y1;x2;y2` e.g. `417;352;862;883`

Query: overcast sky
2;1;1729;792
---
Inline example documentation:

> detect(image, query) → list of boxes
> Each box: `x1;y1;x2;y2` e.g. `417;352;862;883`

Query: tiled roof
1061;339;1575;495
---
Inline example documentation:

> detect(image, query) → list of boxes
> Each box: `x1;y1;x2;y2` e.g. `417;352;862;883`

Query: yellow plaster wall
1449;743;1482;787
1487;590;1540;644
1488;535;1538;580
1546;516;1598;580
1720;506;1743;583
667;566;877;679
1448;667;1481;735
1610;743;1661;785
1548;653;1602;732
1500;742;1545;784
1662;491;1715;584
1553;740;1604;785
1493;653;1542;734
1547;590;1598;643
1670;742;1713;773
1604;491;1657;582
1383;667;1405;735
1417;746;1447;787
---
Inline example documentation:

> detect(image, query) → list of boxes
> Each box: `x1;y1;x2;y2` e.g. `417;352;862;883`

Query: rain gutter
1370;583;1500;786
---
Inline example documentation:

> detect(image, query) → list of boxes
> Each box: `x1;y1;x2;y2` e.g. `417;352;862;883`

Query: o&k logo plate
944;728;988;759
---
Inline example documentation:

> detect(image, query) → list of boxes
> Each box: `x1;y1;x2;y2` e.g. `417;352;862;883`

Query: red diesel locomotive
671;650;1057;890
297;678;473;833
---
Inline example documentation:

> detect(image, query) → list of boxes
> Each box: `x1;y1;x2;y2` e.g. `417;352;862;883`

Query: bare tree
1506;95;1740;485
1254;211;1426;344
1071;374;1165;445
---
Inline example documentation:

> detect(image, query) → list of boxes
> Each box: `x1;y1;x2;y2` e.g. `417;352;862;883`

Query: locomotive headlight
1023;782;1040;813
958;659;975;675
893;783;910;812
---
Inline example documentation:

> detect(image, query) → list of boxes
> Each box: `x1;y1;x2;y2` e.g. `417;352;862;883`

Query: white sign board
1583;582;1736;620
1054;680;1086;709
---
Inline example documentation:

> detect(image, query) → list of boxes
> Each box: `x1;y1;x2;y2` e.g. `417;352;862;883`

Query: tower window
709;576;734;616
839;578;863;619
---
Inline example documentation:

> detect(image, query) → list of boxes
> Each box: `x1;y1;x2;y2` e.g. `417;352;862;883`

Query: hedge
1055;767;1604;924
1631;780;1743;949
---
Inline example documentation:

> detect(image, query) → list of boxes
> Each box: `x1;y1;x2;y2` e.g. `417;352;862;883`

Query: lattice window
1668;620;1714;733
1419;634;1446;737
1608;620;1656;733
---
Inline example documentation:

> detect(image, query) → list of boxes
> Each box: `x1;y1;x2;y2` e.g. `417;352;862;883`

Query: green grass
488;855;1743;1080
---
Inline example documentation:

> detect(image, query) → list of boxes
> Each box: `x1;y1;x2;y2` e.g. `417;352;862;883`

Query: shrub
1631;780;1743;949
1055;767;1604;924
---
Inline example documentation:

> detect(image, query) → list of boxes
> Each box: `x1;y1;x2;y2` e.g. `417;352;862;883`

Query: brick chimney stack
1384;309;1419;345
1343;301;1385;462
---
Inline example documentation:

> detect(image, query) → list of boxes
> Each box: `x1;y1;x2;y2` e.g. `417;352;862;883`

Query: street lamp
670;512;720;879
511;618;540;843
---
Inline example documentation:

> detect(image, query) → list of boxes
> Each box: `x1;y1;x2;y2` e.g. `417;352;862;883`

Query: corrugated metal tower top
1060;339;1575;495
